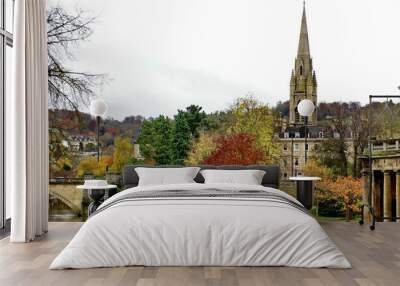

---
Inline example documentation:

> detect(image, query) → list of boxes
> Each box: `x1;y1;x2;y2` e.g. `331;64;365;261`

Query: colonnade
362;170;400;222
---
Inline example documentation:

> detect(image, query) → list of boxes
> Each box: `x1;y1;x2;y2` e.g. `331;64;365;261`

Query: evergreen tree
171;105;206;164
172;111;192;164
137;116;173;164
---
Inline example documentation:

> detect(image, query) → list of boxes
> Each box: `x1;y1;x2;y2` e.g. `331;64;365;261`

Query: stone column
361;169;370;222
383;171;392;222
371;172;375;210
396;171;400;222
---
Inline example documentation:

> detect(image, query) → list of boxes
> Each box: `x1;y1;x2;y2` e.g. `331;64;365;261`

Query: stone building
359;139;400;222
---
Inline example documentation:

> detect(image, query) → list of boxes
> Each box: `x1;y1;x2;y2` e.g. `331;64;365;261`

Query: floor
0;222;399;286
0;219;10;239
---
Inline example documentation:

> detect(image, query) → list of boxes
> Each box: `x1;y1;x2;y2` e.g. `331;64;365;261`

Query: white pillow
135;167;201;186
200;169;266;185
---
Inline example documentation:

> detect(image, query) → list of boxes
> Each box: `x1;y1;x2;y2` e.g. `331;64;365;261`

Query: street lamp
90;99;107;162
297;99;315;163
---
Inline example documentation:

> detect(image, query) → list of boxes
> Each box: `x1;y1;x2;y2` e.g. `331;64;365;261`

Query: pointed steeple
297;1;310;57
289;1;317;127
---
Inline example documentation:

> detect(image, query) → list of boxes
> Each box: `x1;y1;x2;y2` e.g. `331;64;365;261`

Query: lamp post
90;99;107;162
297;99;315;164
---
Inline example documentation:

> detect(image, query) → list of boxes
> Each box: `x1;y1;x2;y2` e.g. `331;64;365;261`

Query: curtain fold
10;0;48;242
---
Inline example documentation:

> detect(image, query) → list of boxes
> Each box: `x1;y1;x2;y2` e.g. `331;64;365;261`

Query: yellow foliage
76;155;113;177
111;137;134;172
185;132;217;165
54;157;73;172
302;159;332;180
227;96;278;163
302;159;333;204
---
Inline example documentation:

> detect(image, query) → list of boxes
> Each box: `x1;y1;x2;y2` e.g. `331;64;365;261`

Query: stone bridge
49;178;88;217
49;174;121;218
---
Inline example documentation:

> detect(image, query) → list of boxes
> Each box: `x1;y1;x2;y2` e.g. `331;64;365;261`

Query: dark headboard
122;165;280;189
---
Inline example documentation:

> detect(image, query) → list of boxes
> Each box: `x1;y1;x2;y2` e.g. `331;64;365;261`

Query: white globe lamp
90;99;107;117
90;99;108;162
297;99;315;117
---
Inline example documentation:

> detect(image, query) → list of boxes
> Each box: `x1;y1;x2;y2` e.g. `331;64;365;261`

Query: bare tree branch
47;5;107;110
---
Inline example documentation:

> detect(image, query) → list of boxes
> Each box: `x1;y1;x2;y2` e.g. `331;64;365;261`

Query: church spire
297;1;310;57
289;2;317;126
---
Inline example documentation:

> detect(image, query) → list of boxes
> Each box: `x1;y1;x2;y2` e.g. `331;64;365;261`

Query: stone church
277;4;349;179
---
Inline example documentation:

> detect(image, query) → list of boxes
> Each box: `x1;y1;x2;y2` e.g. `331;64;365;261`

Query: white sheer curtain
9;0;49;242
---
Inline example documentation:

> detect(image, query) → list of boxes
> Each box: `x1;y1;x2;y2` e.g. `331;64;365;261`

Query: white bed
50;183;351;269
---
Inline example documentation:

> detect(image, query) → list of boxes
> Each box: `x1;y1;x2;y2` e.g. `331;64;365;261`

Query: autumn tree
227;96;278;162
49;127;70;176
302;160;334;216
111;137;134;172
185;132;217;165
76;155;113;177
329;176;363;221
203;133;265;165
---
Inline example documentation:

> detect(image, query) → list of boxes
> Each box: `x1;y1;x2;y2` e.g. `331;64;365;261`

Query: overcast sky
52;0;400;120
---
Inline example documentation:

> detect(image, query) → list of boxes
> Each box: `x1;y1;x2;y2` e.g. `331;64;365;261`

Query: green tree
313;138;348;176
111;137;134;172
171;105;207;164
84;142;96;152
137;116;173;164
172;111;192;164
202;111;229;132
183;105;207;139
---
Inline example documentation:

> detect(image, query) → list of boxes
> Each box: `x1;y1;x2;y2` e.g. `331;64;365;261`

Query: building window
283;144;288;151
294;143;299;151
305;143;309;151
294;159;299;166
300;66;303;75
284;132;289;138
1;0;14;229
319;131;324;138
295;132;300;138
284;173;287;178
334;132;340;139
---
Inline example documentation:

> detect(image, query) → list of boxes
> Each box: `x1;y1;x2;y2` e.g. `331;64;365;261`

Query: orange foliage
328;176;363;212
202;133;265;165
302;160;333;203
303;160;363;219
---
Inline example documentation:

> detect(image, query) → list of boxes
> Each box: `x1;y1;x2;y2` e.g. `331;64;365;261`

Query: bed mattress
50;183;351;269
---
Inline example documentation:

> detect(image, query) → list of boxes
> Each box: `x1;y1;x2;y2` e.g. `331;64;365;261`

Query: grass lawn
313;214;361;223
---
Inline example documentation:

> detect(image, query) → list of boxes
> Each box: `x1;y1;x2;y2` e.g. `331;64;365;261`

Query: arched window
300;66;303;75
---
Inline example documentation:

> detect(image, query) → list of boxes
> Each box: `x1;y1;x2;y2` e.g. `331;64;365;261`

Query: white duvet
50;183;351;269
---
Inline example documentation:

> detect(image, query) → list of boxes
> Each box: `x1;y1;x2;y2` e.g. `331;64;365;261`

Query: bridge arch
49;186;83;216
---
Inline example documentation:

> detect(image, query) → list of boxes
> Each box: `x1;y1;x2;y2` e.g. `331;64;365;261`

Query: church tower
289;2;317;126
